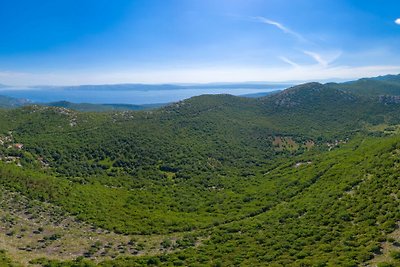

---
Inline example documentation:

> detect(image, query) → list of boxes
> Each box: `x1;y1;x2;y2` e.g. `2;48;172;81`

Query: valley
0;76;399;266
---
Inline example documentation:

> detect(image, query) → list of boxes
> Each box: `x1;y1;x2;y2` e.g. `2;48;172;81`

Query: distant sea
0;87;285;105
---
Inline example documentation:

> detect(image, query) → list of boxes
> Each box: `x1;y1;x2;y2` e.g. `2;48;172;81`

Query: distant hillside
46;100;166;112
254;82;382;137
0;95;31;108
329;73;400;97
0;95;166;111
240;90;281;98
370;73;400;84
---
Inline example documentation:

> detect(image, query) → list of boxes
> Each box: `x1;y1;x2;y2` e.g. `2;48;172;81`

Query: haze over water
0;87;282;104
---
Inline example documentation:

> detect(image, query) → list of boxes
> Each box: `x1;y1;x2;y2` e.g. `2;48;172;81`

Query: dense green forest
0;76;400;266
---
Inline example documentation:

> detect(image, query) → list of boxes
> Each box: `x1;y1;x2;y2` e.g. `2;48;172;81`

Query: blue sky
0;0;400;85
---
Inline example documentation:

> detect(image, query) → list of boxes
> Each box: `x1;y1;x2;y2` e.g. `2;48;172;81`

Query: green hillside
0;96;166;112
329;74;400;97
0;95;31;108
45;101;166;112
0;78;399;266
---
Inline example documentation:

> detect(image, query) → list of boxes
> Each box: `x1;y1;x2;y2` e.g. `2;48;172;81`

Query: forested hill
0;95;32;108
0;77;399;266
0;96;166;111
46;100;165;112
164;81;400;136
257;81;400;136
329;74;400;97
1;81;400;179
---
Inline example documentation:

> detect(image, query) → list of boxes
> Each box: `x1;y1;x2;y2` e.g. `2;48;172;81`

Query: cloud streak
303;51;329;66
279;56;300;68
251;16;344;69
396;18;400;25
252;16;307;42
303;50;343;67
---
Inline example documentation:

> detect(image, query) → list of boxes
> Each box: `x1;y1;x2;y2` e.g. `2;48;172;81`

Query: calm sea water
0;88;282;104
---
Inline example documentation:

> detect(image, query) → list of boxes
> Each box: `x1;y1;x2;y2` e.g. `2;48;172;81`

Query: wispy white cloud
302;50;342;67
249;16;344;69
303;51;329;66
395;18;400;25
252;16;307;42
279;56;300;68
